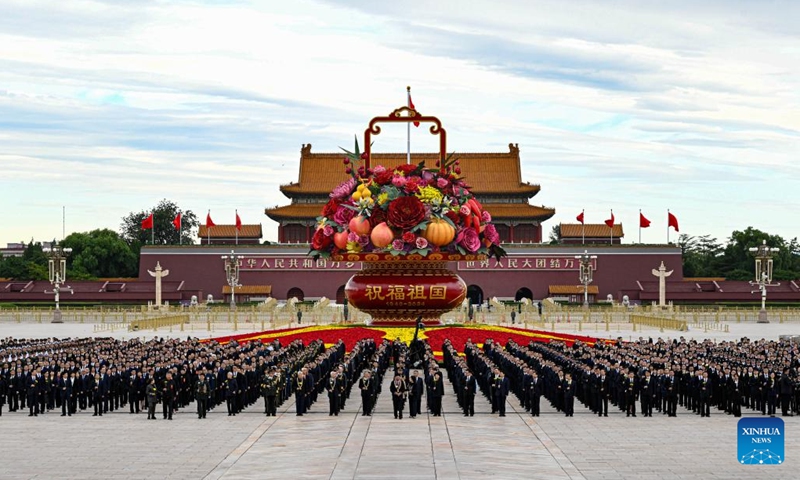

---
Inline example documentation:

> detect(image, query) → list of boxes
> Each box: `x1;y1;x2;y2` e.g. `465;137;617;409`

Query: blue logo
737;417;784;465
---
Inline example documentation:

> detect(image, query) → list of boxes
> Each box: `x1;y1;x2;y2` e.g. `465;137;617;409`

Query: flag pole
151;215;155;245
639;209;642;244
667;209;670;244
610;209;613;245
178;211;182;245
581;209;585;245
406;86;411;165
207;210;211;246
235;209;239;246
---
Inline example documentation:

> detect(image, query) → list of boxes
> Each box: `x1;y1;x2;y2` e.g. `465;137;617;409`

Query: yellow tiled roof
198;224;263;238
560;223;624;238
280;144;541;197
548;285;600;295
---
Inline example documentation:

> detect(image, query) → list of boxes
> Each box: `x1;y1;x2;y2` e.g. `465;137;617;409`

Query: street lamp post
575;250;597;308
43;245;73;323
749;240;780;324
221;250;241;310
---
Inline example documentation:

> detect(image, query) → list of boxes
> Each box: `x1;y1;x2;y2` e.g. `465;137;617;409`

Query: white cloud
0;0;799;248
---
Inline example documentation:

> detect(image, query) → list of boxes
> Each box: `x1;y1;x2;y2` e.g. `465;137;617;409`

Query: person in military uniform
262;369;279;416
195;369;209;419
389;374;407;419
161;371;176;420
145;377;159;420
326;370;341;416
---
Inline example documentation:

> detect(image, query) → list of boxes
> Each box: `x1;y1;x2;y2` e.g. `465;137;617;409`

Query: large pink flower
483;224;500;245
330;178;355;200
333;205;355;226
459;228;481;253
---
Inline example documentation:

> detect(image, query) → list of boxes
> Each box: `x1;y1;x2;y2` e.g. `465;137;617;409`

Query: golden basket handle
363;106;446;169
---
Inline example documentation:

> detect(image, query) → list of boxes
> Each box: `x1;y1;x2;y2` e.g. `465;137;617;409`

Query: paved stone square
2;322;799;479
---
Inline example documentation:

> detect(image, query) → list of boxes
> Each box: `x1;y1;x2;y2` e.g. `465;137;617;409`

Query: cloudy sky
1;0;798;247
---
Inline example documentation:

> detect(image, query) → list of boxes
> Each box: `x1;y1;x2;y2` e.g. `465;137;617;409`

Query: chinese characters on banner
237;257;361;271
457;256;597;271
365;285;448;307
233;256;596;272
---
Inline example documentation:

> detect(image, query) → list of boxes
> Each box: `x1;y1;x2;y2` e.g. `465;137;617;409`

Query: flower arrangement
310;138;507;260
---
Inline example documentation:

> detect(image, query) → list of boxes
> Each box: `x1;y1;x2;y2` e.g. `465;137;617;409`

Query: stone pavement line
508;402;586;480
438;411;463;480
203;401;294;480
327;401;365;480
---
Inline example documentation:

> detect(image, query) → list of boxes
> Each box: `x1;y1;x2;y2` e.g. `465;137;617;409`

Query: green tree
120;199;199;248
62;229;138;279
0;241;49;280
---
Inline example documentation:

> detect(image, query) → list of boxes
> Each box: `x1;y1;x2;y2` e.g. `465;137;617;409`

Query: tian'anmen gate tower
265;143;555;243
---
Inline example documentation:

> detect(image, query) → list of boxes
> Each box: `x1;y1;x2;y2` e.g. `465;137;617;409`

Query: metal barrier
128;314;189;332
630;314;688;332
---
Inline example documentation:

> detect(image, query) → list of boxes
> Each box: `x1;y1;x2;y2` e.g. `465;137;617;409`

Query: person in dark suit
728;373;742;417
27;372;40;417
767;372;778;417
563;372;576;417
326;371;341;416
359;370;375;416
195;370;209;419
408;372;424;418
389;374;407;419
625;371;638;417
494;371;510;417
431;371;445;416
530;370;542;417
462;371;477;417
699;372;711;417
58;372;72;417
640;371;654;417
596;370;609;417
129;371;143;414
225;371;239;416
294;371;310;416
92;374;105;417
780;368;794;417
665;370;678;417
161;372;176;420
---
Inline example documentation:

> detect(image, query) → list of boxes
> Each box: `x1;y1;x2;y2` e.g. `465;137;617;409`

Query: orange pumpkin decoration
422;218;456;246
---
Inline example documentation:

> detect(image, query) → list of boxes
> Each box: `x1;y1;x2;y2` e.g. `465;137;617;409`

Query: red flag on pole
639;212;651;228
576;211;584;224
668;212;680;232
172;213;182;231
235;211;242;231
408;92;420;127
604;211;615;229
206;212;216;228
141;213;154;230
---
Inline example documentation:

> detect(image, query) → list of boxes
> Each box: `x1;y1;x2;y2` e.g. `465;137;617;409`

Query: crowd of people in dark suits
3;334;799;420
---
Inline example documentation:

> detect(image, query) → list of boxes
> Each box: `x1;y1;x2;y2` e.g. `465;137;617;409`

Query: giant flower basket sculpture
310;106;506;325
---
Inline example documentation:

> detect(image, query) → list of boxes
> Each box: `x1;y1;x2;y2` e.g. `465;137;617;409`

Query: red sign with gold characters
345;260;467;326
